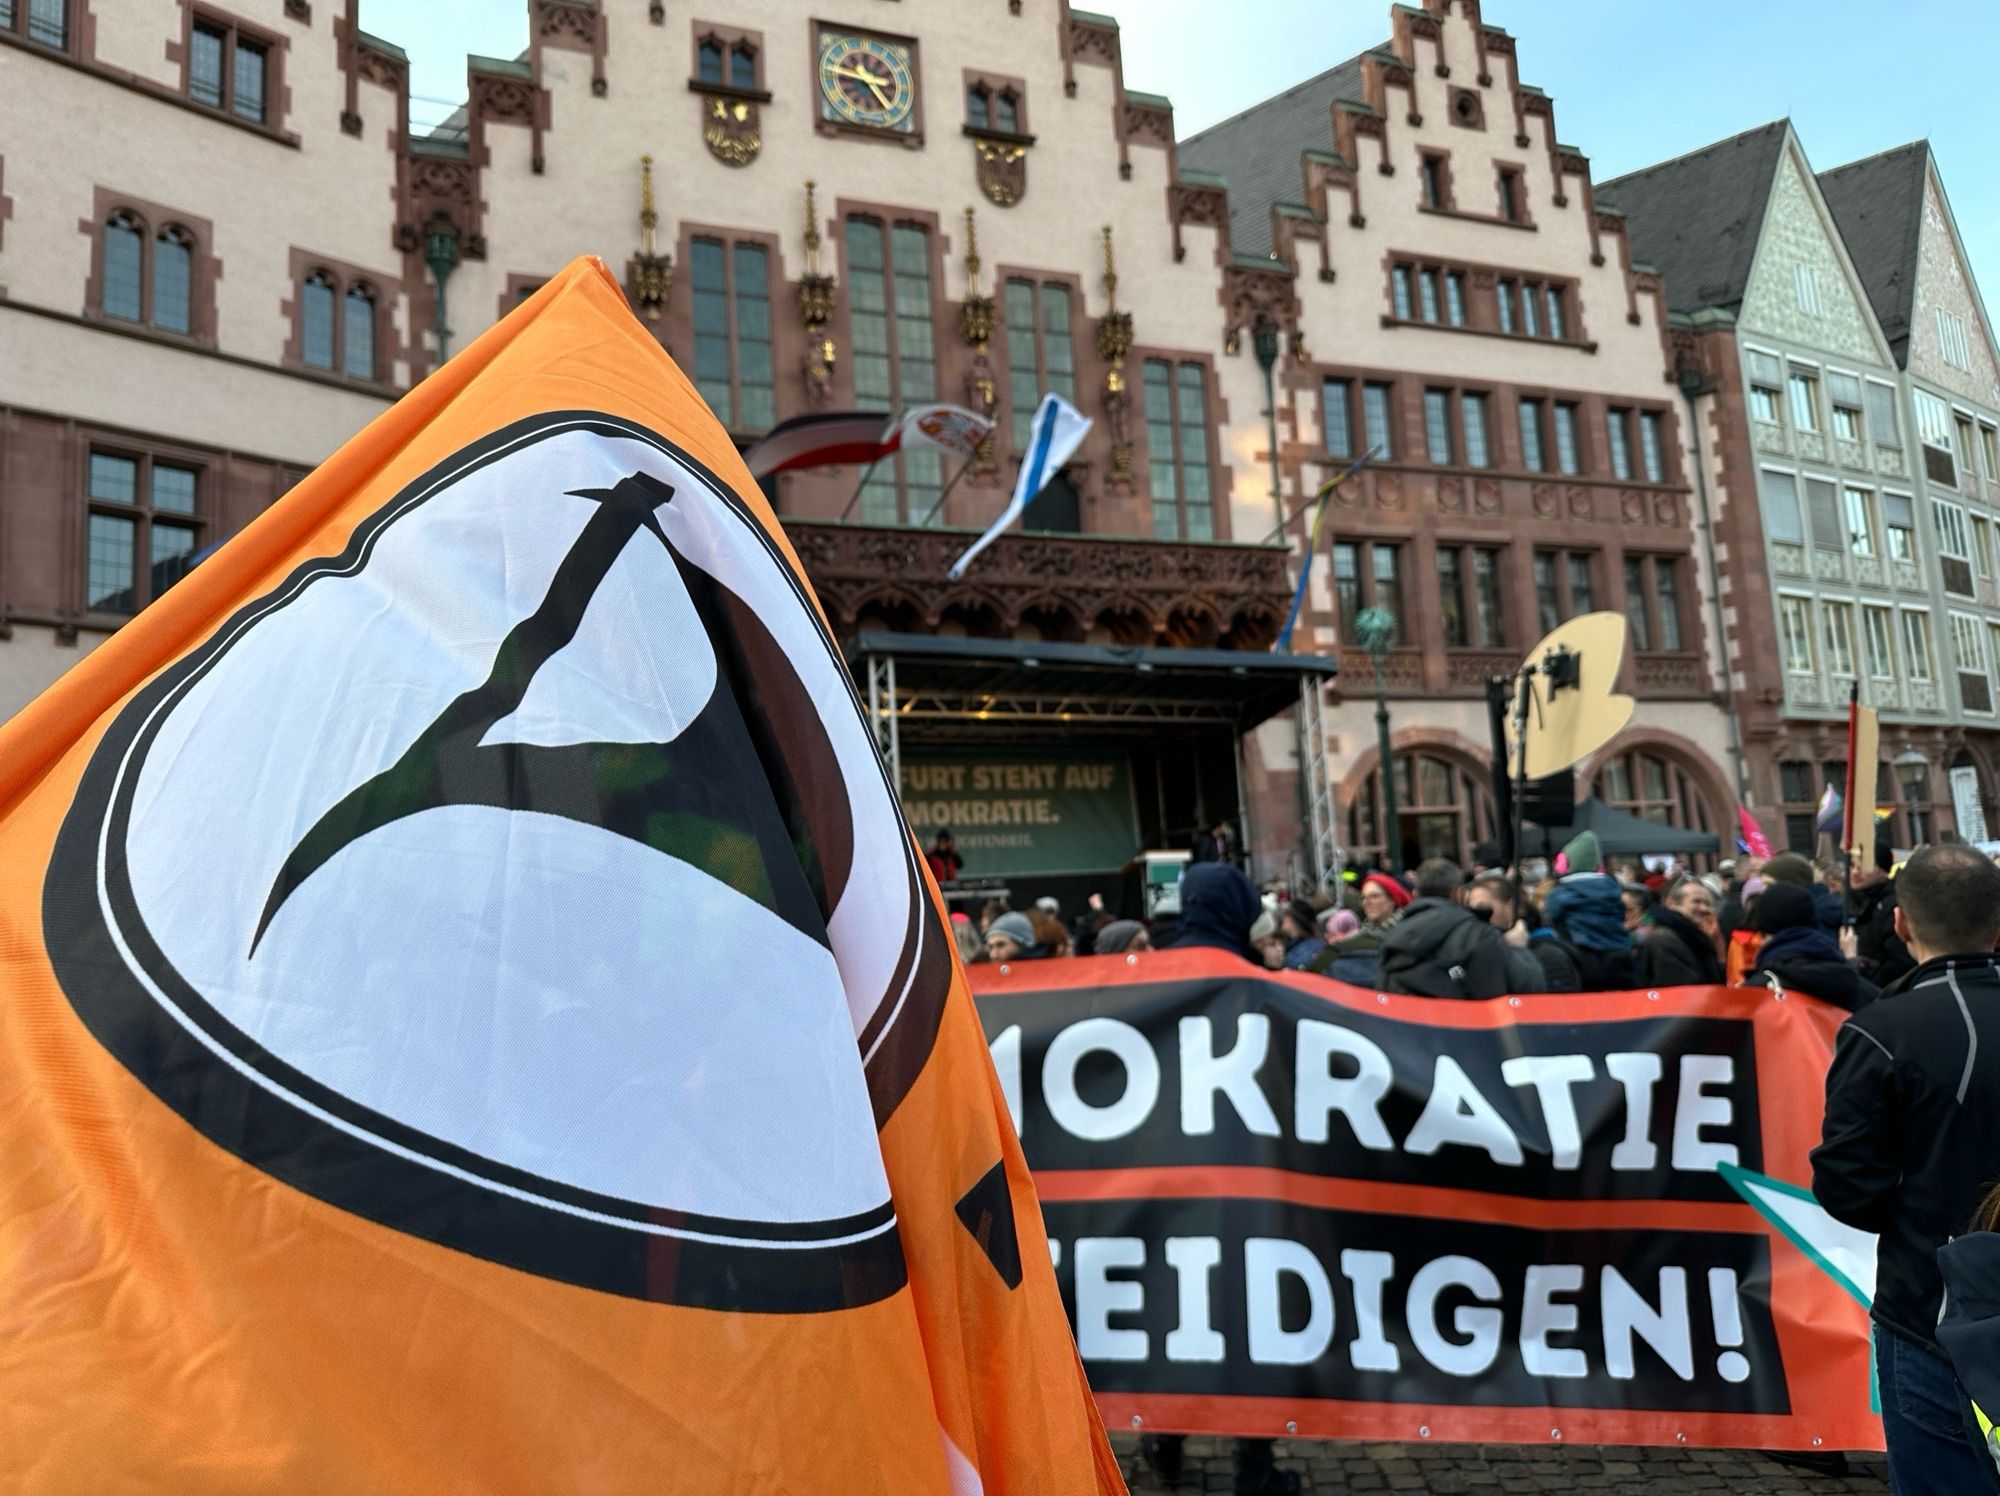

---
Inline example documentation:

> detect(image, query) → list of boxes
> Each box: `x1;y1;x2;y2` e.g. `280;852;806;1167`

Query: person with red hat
1306;871;1409;986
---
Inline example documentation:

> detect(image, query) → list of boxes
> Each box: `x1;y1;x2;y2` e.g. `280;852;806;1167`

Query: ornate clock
817;30;917;135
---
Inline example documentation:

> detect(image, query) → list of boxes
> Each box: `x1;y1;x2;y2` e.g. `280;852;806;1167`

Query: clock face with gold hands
818;32;916;132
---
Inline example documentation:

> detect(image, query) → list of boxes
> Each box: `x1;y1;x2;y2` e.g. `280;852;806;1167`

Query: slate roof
1176;51;1374;260
1818;142;1930;366
1593;121;1788;317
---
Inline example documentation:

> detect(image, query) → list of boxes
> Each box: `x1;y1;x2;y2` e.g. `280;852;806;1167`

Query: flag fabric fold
0;256;1120;1495
946;394;1091;581
740;403;992;479
1273;449;1376;654
1736;806;1774;860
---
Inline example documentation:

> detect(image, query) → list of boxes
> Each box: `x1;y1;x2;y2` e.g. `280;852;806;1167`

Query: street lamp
425;220;461;363
1355;604;1402;875
1252;318;1285;537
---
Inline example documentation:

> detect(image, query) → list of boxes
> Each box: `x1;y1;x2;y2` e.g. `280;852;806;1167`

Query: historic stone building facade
2;0;1797;878
1181;0;1735;870
1605;126;2000;852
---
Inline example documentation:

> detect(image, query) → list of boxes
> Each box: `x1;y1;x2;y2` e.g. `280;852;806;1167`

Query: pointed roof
1817;141;1930;365
1176;51;1374;260
1593;121;1787;317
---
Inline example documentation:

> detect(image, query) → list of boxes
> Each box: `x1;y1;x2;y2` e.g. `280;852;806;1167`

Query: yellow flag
0;257;1122;1494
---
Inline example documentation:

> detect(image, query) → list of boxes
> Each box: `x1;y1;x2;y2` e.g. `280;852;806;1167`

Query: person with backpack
1540;832;1640;990
1377;859;1546;999
1813;845;2000;1495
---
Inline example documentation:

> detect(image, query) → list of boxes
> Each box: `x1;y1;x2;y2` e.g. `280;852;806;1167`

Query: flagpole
838;409;903;522
1257;447;1380;546
914;449;980;529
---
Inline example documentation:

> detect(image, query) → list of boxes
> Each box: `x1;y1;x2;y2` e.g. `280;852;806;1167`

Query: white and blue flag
945;393;1091;580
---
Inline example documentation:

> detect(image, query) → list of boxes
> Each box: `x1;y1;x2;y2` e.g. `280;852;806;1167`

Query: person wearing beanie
1305;872;1407;985
1324;907;1361;941
1248;909;1286;969
982;910;1043;962
1761;852;1815;886
1541;830;1639;988
1277;897;1328;971
1092;919;1151;955
1851;839;1916;988
1748;882;1880;1012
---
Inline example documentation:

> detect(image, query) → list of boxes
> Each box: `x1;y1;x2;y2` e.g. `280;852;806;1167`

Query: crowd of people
939;826;2000;1496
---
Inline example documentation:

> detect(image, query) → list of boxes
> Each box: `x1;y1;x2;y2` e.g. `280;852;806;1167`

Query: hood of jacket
1377;898;1478;963
1751;924;1874;1010
1543;873;1628;952
1168;861;1260;961
1809;883;1846;933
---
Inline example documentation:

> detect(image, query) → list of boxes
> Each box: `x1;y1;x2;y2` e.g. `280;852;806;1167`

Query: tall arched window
301;271;337;370
1346;751;1497;871
343;284;376;380
103;212;145;322
1593;749;1718;836
154;226;193;334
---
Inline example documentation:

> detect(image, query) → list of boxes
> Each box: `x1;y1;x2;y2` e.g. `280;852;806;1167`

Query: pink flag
1737;805;1774;859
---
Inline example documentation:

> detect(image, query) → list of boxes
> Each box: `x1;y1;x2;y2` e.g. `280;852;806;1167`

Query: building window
1779;596;1814;673
1424;388;1452;465
1348;753;1497;872
100;210;207;338
1532;549;1597;628
1748;350;1782;425
294;263;383;383
1544;286;1566;341
1915;388;1955;481
1884;492;1918;562
1497;278;1516;334
847;219;941;525
1553;401;1580;475
1937;308;1973;371
1787;367;1820;432
994;90;1019;133
1760;469;1803;545
1793;264;1822;317
301;270;336;369
1806;477;1842;553
1567;553;1594;622
1828;372;1864;441
1974;515;1993;578
1331;541;1405;642
1899;762;1935;844
1935;499;1972;559
1518;396;1545;471
1437;546;1506;649
1639;411;1666;483
965;84;988;130
1607;408;1633;481
1866;381;1902;449
1656;559;1684;650
1520;282;1539;338
1622;557;1651;651
1445;271;1467;327
1982;425;2000;479
1421;154;1446;209
691;237;776;435
1143;359;1213;541
1956;413;1979;471
9;0;69;49
1004;277;1076;450
697;38;723;83
1461;392;1490;468
1391;265;1413;320
1951;613;1992;714
1497;168;1522;223
1418;269;1441;324
729;40;756;90
1532;551;1560;635
185;13;270;124
1900;608;1935;681
1361;382;1394;461
1323;377;1353;459
1862;606;1896;679
1843;485;1876;557
695;30;758;90
1596;751;1715;834
85;448;204;616
1823;600;1857;680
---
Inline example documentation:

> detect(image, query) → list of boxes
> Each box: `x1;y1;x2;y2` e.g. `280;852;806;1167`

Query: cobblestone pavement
1109;1434;1890;1494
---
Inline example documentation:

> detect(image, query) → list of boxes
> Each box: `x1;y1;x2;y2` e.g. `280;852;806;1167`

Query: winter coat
1282;934;1328;971
1812;953;2000;1350
1167;862;1259;962
1749;925;1879;1011
1851;880;1916;988
1809;884;1846;934
1377;898;1547;1000
1543;873;1630;952
1526;931;1583;993
1637;906;1723;987
1936;1230;2000;1489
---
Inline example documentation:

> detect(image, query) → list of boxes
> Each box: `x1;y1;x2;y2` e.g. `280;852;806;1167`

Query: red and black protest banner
971;950;1883;1452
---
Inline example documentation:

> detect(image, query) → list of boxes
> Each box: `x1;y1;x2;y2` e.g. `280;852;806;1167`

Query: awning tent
1519;797;1721;858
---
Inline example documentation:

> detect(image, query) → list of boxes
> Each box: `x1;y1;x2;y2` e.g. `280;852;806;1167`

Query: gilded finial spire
803;180;822;276
963;205;982;295
1101;224;1119;312
639;155;658;256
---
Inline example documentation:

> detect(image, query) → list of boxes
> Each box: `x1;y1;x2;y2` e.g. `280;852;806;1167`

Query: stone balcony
780;520;1294;651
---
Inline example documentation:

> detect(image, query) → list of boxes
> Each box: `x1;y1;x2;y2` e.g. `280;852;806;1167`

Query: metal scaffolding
1300;675;1342;892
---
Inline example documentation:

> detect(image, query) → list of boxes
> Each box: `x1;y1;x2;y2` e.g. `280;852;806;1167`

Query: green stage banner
899;752;1137;877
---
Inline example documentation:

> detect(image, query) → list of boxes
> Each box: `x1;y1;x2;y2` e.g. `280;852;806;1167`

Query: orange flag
0;257;1123;1494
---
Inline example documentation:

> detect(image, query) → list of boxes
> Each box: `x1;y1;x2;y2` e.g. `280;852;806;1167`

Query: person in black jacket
1747;882;1880;1012
1637;876;1723;986
1812;845;2000;1496
1852;842;1917;988
1936;1184;2000;1491
1378;859;1546;999
1467;875;1580;992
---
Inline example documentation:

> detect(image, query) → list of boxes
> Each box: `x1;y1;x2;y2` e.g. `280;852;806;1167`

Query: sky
365;0;2000;301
